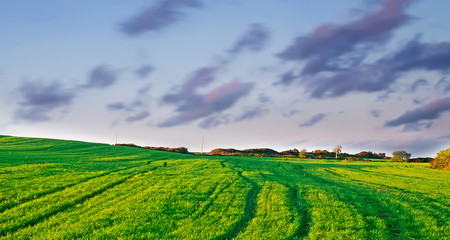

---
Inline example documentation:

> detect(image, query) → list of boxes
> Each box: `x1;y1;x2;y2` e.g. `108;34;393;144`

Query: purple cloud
126;111;150;123
299;113;328;127
385;97;450;127
83;65;118;89
278;0;414;75
387;37;450;73
120;0;201;36
159;81;253;127
14;81;75;122
305;64;394;98
162;66;218;104
228;23;270;54
135;64;154;79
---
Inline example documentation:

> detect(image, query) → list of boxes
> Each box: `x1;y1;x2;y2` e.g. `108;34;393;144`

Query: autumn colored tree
430;148;450;169
333;145;342;159
299;149;307;158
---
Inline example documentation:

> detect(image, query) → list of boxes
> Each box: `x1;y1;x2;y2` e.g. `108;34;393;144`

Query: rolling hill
0;135;448;239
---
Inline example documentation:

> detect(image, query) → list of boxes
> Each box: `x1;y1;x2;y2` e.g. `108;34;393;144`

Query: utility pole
115;130;118;146
201;136;204;155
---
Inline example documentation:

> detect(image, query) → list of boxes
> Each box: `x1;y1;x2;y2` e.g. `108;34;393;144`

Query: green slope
0;136;448;239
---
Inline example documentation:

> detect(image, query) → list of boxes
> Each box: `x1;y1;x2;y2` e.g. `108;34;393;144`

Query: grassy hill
0;135;448;239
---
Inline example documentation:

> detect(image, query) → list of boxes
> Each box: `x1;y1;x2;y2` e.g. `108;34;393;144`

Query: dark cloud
299;113;327;127
14;81;75;122
135;64;154;79
83;65;118;89
273;0;445;99
410;79;428;92
275;70;299;86
228;23;270;54
387;37;450;73
120;0;201;36
126;111;150;122
235;107;265;122
278;0;413;75
159;81;253;127
305;64;394;98
385;96;450;127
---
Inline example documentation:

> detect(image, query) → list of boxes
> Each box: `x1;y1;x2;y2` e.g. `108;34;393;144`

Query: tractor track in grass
259;170;310;239
0;166;136;214
0;166;157;237
187;159;235;220
280;162;433;239
215;159;260;240
323;168;449;227
323;168;449;212
191;180;234;220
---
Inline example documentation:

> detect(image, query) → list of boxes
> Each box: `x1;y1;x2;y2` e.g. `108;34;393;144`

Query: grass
0;135;448;239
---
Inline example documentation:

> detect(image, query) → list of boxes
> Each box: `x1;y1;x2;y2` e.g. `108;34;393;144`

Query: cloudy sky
1;0;449;157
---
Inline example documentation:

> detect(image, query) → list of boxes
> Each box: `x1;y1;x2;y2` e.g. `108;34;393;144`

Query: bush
430;148;450;170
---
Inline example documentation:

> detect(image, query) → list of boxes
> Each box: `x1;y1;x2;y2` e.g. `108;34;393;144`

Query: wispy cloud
82;65;119;89
385;96;450;128
14;81;75;122
198;114;229;129
135;64;154;79
126;111;150;123
235;107;265;122
299;113;328;127
159;81;253;127
410;79;428;92
120;0;202;36
370;109;381;118
278;0;413;75
228;23;270;55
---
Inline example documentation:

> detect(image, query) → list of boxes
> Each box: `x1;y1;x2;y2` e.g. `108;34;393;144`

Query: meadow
0;135;448;239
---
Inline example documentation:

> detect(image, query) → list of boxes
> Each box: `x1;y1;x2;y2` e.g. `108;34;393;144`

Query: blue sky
1;0;450;157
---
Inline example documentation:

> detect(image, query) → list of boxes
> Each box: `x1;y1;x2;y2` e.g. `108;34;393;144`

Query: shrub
430;148;450;170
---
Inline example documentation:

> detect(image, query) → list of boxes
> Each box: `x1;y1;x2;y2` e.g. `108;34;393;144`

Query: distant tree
391;150;411;162
430;148;450;169
299;149;307;158
333;145;342;159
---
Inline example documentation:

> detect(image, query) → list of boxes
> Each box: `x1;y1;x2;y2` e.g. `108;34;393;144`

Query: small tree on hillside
391;150;411;162
299;149;307;158
333;145;342;159
430;148;450;169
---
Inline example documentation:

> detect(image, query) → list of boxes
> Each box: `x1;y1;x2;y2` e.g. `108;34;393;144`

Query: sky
1;0;450;157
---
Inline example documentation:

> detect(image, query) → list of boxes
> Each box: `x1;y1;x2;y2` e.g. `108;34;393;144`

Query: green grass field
0;135;448;239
